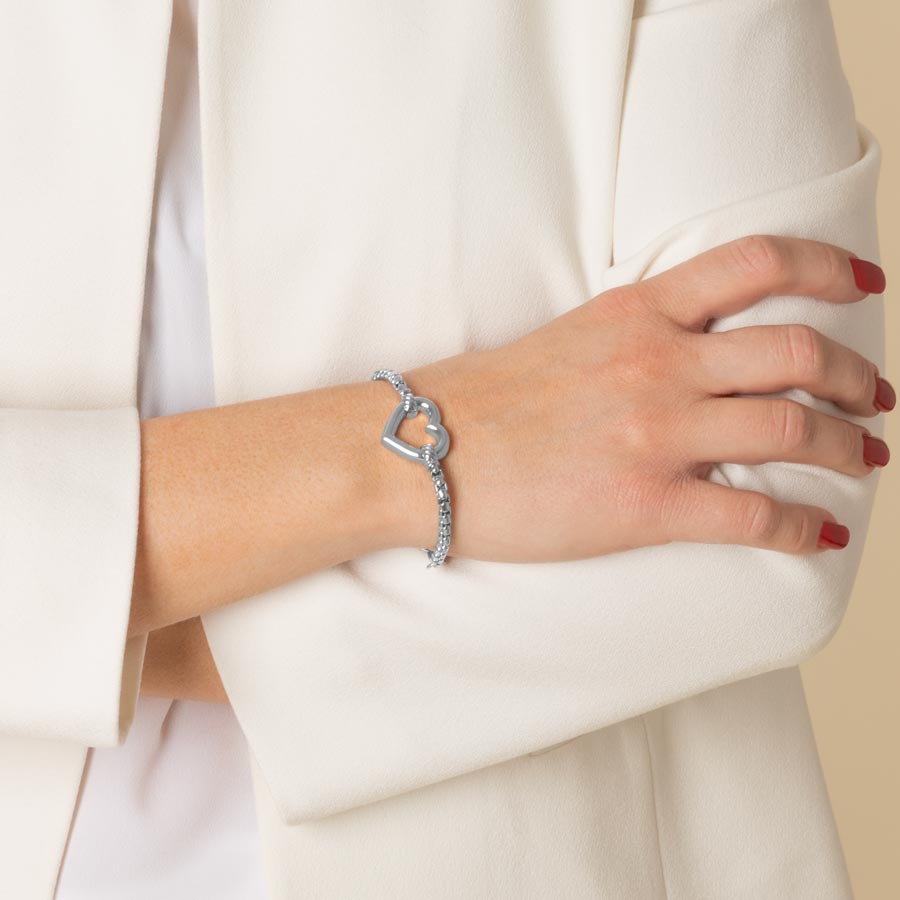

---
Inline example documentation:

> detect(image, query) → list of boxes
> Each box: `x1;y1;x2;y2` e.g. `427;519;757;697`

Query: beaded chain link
372;369;452;567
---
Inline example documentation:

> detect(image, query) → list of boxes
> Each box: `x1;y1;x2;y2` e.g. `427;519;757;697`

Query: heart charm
382;395;450;464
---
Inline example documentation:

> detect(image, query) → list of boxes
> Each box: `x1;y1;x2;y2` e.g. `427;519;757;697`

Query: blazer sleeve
201;0;886;824
0;406;147;747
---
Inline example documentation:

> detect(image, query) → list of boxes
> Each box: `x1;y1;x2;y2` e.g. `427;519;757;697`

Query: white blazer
0;1;885;897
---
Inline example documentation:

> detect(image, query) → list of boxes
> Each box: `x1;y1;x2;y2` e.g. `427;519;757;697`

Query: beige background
802;2;899;897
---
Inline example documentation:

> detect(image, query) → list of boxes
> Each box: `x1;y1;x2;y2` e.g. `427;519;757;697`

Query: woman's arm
140;616;228;704
111;9;893;839
127;379;433;637
140;229;889;701
187;0;889;825
131;378;439;702
134;232;888;699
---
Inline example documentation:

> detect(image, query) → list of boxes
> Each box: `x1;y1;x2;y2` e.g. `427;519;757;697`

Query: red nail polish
849;257;886;294
875;377;896;412
862;435;890;467
818;522;850;550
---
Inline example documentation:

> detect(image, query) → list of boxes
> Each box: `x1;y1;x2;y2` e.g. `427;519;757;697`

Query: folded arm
127;379;434;638
195;0;887;824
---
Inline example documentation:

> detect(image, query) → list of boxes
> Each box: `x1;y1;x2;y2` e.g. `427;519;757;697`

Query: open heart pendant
381;396;450;464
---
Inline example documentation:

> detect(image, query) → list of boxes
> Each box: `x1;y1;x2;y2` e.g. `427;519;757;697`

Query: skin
137;234;892;704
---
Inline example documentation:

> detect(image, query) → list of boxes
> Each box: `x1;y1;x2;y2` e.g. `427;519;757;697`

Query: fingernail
875;377;896;412
818;522;850;550
849;257;886;294
862;434;890;467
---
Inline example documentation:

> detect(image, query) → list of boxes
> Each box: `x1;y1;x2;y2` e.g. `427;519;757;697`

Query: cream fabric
0;1;884;897
54;1;268;896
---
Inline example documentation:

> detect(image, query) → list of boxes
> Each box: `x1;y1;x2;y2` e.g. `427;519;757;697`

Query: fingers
640;234;885;330
664;478;849;555
684;397;889;478
692;324;884;418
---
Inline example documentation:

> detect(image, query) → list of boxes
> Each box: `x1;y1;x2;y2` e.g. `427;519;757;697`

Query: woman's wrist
129;376;445;637
135;372;450;703
381;358;474;559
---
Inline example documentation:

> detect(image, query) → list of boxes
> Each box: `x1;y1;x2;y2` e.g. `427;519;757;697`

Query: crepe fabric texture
54;2;268;896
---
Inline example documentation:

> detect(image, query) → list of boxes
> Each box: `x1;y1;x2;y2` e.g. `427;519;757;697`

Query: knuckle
783;323;827;383
772;398;815;453
729;234;786;280
785;511;813;554
854;355;876;405
592;285;641;319
629;276;682;325
617;472;668;518
618;405;661;456
590;284;661;335
654;476;696;545
611;327;679;385
743;493;782;544
841;424;865;470
813;242;842;294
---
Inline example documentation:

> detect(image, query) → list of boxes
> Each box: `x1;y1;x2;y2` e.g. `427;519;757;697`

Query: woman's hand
403;235;892;562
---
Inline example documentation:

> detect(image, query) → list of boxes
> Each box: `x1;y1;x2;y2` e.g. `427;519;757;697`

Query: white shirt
55;2;269;896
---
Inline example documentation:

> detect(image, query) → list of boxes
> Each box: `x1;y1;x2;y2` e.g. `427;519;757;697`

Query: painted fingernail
862;434;890;468
849;257;886;294
875;377;896;412
818;522;850;550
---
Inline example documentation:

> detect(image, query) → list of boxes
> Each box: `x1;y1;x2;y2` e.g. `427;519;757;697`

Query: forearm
140;617;228;704
127;375;436;637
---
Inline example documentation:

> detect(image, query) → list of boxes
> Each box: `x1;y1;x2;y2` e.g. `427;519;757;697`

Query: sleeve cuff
0;406;146;746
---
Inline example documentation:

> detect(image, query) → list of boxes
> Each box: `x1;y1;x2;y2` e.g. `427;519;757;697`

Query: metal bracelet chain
372;369;452;567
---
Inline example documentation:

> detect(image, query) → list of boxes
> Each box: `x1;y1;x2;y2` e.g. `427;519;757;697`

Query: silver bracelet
372;369;452;567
